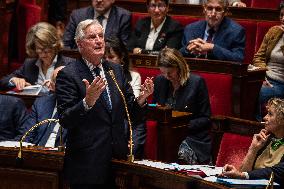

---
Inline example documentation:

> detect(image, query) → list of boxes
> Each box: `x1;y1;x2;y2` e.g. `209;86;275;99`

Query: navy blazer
55;58;144;184
24;93;67;147
180;17;245;62
153;74;212;163
0;95;28;141
0;54;68;91
127;16;183;53
63;6;131;49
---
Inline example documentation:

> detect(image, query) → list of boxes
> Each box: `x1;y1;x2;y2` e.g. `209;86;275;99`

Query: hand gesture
187;38;214;55
83;77;107;107
220;164;245;179
137;77;154;106
249;129;270;152
11;77;31;91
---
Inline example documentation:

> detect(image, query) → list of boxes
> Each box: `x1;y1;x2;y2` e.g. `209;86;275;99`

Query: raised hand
83;77;107;107
249;129;270;152
137;77;154;106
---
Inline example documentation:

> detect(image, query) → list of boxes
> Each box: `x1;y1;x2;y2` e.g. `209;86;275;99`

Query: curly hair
267;98;284;125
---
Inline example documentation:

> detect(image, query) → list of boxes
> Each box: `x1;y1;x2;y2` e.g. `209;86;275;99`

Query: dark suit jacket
153;74;212;163
0;54;67;91
0;95;28;141
248;139;284;186
55;58;144;184
24;93;67;147
180;17;245;62
127;16;183;53
63;6;131;49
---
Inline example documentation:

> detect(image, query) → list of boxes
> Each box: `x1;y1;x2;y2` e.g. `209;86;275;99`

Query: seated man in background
221;98;284;187
0;95;28;141
171;0;246;7
180;0;245;62
63;0;131;49
127;0;183;55
24;66;67;148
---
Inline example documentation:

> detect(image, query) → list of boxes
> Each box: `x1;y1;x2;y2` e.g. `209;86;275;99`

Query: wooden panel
0;168;58;189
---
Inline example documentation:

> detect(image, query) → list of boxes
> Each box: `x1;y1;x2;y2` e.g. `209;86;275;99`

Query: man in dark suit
63;0;131;49
180;0;245;62
24;66;67;148
56;19;154;189
0;95;28;141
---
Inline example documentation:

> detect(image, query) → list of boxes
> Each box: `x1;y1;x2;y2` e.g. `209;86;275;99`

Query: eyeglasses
35;47;53;54
148;3;167;11
204;6;225;14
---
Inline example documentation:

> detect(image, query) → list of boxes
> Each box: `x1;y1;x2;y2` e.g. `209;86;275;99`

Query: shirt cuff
242;172;249;179
232;2;238;6
8;78;16;87
83;98;92;111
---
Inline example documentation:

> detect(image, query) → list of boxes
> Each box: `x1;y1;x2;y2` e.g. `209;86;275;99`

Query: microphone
17;119;63;161
108;69;135;162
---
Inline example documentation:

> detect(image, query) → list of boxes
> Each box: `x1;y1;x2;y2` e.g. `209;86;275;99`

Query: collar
94;8;111;20
150;17;166;33
83;58;103;71
271;138;284;151
35;55;58;68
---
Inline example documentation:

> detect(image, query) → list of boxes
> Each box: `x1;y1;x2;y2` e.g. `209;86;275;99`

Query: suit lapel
104;7;115;38
153;16;169;50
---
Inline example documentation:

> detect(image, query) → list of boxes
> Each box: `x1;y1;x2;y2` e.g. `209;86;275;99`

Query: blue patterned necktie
93;67;112;111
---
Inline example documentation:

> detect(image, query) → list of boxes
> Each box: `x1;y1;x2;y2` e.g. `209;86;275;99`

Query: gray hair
202;0;229;8
74;19;103;42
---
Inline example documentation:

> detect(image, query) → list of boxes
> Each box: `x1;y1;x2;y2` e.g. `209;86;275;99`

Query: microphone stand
17;119;63;160
108;70;134;162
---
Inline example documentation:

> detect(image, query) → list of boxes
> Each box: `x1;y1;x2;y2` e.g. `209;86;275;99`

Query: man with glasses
127;0;183;54
180;0;245;62
63;0;131;49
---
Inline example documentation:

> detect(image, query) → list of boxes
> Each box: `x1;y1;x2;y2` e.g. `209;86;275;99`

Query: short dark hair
146;0;169;5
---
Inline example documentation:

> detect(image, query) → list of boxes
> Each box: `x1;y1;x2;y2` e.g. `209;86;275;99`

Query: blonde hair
25;22;63;57
267;98;284;125
157;48;190;86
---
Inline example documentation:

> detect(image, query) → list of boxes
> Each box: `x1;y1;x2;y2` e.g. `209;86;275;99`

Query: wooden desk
66;0;279;21
147;106;191;162
0;146;229;189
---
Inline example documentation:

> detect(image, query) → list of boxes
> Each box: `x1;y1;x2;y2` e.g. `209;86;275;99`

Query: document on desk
0;141;34;147
7;84;42;95
216;178;279;187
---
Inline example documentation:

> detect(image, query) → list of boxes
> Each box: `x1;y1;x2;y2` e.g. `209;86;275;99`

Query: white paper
217;178;279;186
0;141;34;147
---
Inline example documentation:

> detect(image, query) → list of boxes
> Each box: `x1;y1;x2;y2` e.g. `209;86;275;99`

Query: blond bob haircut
157;48;190;86
25;22;63;57
267;98;284;126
